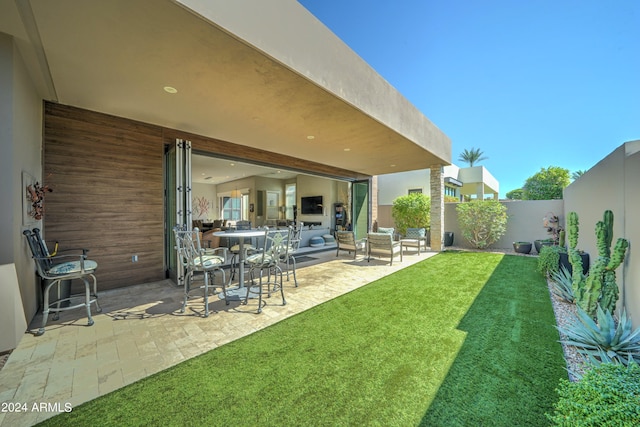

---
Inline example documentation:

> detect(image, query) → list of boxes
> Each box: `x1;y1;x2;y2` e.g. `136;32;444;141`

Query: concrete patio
0;248;436;426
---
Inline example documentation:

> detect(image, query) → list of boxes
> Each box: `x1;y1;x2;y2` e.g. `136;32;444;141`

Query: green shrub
455;200;507;249
548;362;640;426
537;245;566;277
391;193;430;236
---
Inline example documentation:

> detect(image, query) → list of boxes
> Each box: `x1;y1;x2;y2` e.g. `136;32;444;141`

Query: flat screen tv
301;196;323;215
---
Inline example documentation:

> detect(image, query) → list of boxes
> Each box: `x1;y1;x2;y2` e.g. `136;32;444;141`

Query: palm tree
571;170;586;180
458;148;488;167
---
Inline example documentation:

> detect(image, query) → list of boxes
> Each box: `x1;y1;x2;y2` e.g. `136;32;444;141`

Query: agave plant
549;265;575;303
558;305;640;365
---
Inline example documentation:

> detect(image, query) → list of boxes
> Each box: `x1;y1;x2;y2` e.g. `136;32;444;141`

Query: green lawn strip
420;253;567;426
38;252;566;427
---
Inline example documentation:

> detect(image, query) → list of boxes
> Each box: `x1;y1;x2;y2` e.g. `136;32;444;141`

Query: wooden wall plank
44;103;166;291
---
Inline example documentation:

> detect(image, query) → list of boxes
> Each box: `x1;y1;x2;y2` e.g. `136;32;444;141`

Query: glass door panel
352;179;370;240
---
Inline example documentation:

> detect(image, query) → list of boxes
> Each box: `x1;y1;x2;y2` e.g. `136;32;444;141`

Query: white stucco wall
564;141;640;326
1;32;44;345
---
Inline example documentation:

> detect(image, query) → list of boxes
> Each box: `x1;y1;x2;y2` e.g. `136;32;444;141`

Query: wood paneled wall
44;103;165;290
43;102;369;291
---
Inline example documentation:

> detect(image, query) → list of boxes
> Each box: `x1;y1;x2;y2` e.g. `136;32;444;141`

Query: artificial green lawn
39;252;566;426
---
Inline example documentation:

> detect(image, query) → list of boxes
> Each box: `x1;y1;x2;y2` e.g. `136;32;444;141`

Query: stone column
430;165;444;251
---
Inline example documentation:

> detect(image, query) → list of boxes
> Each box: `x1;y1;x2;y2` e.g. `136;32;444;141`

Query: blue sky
299;0;639;198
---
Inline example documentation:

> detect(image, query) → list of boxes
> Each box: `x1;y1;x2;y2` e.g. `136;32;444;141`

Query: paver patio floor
0;248;436;426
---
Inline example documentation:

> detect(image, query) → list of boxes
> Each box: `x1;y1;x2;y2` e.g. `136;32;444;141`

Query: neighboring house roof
445;165;499;198
0;0;451;177
377;164;499;204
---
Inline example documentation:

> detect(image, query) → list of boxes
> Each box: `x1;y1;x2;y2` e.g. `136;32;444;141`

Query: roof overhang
1;0;451;176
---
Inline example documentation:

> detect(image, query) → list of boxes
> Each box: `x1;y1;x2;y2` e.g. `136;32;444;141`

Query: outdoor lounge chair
367;232;403;265
23;228;101;336
335;231;366;259
400;227;429;254
174;226;229;317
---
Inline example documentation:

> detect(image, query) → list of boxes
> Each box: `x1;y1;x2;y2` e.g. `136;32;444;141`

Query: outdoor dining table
213;228;266;298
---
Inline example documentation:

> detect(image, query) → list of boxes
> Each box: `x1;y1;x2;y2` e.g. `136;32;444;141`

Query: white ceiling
192;154;298;185
1;0;450;177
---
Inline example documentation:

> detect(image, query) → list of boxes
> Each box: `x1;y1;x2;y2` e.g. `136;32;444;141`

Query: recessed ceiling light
390;164;396;167
344;148;351;152
163;86;178;94
306;135;315;140
229;163;235;167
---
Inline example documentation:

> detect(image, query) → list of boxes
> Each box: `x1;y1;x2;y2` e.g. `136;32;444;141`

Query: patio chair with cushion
23;228;101;336
174;226;229;317
244;228;288;313
336;231;366;259
400;227;429;254
367;232;403;265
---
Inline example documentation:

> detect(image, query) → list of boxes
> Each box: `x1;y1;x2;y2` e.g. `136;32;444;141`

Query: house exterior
0;0;451;351
376;164;499;228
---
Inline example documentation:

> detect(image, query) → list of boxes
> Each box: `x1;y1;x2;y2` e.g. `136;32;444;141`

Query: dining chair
281;225;301;286
23;228;101;335
243;228;288;313
174;226;229;317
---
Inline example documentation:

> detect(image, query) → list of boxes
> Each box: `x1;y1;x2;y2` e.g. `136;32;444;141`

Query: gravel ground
547;280;588;381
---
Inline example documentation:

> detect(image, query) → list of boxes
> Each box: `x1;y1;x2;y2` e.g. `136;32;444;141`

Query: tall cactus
570;210;629;317
567;212;585;302
600;237;629;313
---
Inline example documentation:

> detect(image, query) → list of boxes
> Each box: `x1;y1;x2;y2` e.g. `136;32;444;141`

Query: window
221;196;241;220
285;183;296;220
408;188;422;194
445;186;457;197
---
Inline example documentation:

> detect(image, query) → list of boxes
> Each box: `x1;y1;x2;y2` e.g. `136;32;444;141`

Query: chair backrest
173;226;204;269
236;220;252;230
336;231;356;245
367;232;393;249
23;228;55;275
289;225;302;251
256;229;289;265
405;228;426;238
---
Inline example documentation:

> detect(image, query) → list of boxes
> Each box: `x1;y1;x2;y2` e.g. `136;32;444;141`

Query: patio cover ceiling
2;0;451;178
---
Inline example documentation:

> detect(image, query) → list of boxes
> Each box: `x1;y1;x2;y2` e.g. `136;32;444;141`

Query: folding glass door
164;139;192;284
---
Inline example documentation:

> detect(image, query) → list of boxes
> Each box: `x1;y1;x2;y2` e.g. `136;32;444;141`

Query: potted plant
513;241;532;254
534;212;563;253
444;231;454;247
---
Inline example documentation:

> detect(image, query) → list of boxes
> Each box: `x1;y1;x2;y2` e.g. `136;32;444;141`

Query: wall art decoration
23;171;53;224
193;196;211;218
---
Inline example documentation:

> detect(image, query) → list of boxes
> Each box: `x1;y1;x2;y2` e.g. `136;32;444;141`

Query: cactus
570;210;629;317
600;238;629;313
558;229;566;248
567;212;585;299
